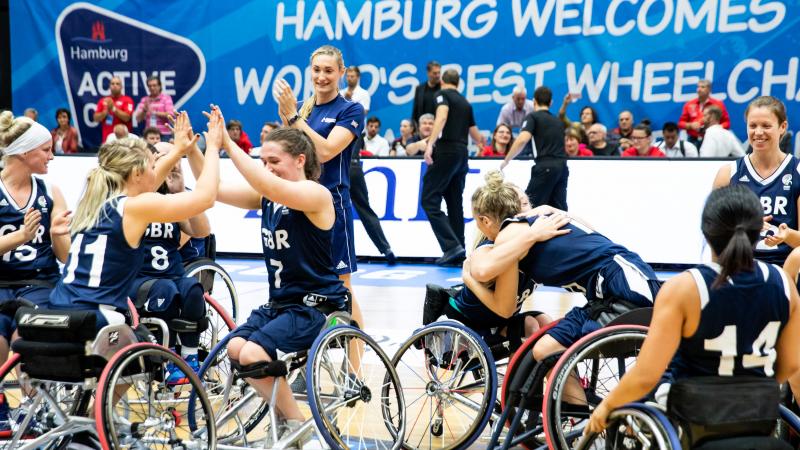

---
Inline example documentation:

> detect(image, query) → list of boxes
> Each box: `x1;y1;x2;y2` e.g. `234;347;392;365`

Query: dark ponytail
701;185;763;288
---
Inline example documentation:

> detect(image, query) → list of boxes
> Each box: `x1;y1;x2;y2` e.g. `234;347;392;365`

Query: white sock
181;346;198;358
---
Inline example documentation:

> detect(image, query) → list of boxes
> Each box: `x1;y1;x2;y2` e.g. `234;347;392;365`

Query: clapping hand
50;209;72;237
274;79;299;124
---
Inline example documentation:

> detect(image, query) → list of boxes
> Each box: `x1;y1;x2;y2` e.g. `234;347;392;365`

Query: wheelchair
576;377;800;450
489;304;652;450
182;234;240;327
0;306;216;449
187;306;407;449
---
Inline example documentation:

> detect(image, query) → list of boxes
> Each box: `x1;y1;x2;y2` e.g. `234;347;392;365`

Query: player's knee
227;337;247;360
239;342;271;366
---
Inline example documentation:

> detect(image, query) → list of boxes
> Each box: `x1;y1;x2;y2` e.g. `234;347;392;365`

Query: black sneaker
384;250;397;266
435;246;466;266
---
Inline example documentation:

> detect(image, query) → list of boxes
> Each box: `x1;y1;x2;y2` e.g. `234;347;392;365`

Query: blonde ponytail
299;45;345;120
71;138;150;234
471;170;520;224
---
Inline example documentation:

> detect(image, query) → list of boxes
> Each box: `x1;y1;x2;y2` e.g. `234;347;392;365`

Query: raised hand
50;209;72;237
172;111;199;154
21;208;42;241
273;79;298;122
202;105;226;152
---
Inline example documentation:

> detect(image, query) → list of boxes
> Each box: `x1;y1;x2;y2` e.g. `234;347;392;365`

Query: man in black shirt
423;69;486;265
501;86;568;210
412;61;442;125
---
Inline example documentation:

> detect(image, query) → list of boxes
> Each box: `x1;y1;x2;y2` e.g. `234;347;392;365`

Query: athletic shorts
594;254;660;306
546;306;600;349
129;276;203;313
230;304;326;360
332;203;357;275
0;285;53;307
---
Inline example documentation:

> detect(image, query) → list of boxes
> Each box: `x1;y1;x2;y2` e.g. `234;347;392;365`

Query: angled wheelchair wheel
307;325;405;450
391;320;496;450
95;342;216;450
185;259;239;324
543;325;648;450
575;403;680;450
188;334;269;445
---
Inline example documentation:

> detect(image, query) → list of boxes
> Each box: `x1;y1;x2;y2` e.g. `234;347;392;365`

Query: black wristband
288;114;301;126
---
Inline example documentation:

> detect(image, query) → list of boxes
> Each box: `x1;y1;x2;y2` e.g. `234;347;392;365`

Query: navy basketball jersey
452;240;537;327
729;155;800;264
260;198;347;308
506;216;656;299
0;176;59;281
50;196;144;311
670;262;790;379
179;237;206;264
139;222;184;278
302;95;364;205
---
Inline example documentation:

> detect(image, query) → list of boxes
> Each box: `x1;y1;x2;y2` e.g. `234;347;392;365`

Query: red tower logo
91;20;106;41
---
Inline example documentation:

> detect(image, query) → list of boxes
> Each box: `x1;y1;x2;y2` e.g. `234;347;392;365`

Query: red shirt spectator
622;147;665;157
226;120;252;154
93;76;133;143
564;128;594;157
678;80;730;140
480;145;506;157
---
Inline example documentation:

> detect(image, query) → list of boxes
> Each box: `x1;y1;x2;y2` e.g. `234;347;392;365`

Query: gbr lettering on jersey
0;222;46;262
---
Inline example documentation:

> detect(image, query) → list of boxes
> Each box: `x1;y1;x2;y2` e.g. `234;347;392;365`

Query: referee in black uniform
350;135;397;265
423;69;486;266
501;85;568;210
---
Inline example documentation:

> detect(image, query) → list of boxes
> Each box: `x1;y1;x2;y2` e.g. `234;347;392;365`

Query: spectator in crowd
349;140;397;265
622;123;666;157
23;108;38;122
142;127;162;146
565;128;593;157
50;107;79;154
423;69;485;265
93;76;133;143
679;79;730;147
700;105;744;158
391;119;417;156
361;116;390;156
502;86;568;210
496;85;534;129
134;76;175;141
405;113;434;156
343;66;370;114
104;123;137;144
618;138;633;152
558;93;599;139
226;119;252;154
609;110;634;148
586;123;619;156
250;121;281;157
480;123;513;157
657;121;698;157
412;61;442;124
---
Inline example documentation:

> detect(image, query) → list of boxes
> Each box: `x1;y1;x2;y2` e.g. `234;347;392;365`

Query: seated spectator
496;85;534;129
405;113;435;156
50;107;79;154
250;121;281;157
558;93;598;143
142;127;162;146
480;123;513;157
226;119;252;154
23;108;38;122
586;123;619;156
657;121;698;157
391;119;417;156
104;123;138;143
609;110;634;148
362;116;390;156
622;123;665;157
700;105;745;158
618;137;633;153
564;128;593;157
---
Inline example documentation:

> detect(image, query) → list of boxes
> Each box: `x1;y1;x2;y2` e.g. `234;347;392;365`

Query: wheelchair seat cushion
15;307;97;342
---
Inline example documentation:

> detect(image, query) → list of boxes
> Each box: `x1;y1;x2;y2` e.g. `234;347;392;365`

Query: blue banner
10;0;800;149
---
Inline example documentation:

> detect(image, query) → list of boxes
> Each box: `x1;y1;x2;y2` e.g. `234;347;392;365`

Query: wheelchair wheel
575;403;679;450
307;325;405;450
199;294;236;368
543;325;648;450
185;259;239;325
95;342;216;450
188;334;269;445
390;320;496;450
